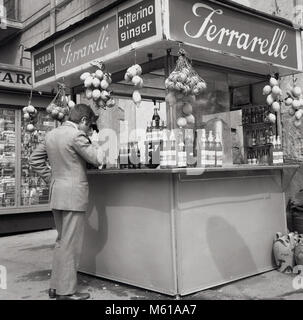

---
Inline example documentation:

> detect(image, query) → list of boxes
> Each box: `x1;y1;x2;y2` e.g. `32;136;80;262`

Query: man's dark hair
68;104;98;124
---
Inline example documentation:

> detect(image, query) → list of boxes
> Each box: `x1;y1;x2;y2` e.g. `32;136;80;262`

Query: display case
0;108;16;208
0;106;56;215
242;104;277;165
21;111;56;207
76;61;284;172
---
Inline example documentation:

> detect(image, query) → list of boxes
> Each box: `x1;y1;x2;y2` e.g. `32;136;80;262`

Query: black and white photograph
1;0;303;308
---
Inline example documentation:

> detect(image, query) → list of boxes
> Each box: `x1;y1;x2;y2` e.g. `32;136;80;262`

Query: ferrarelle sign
169;0;299;69
32;0;159;84
55;15;118;74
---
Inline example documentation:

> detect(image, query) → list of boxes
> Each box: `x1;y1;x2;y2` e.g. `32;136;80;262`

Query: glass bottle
119;145;128;169
131;142;141;169
247;152;251;165
272;136;278;165
252;151;257;165
185;129;196;168
251;107;256;124
146;122;152;144
177;129;187;168
206;131;216;168
160;128;169;169
199;129;207;168
128;142;133;169
152;108;161;129
168;130;177;168
269;126;274;144
247;108;251;124
215;132;223;167
160;120;166;142
252;130;256;146
265;128;270;144
276;135;283;165
247;130;252;148
151;120;157;143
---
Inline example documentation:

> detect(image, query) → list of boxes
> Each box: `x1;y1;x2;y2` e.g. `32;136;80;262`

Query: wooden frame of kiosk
27;0;302;296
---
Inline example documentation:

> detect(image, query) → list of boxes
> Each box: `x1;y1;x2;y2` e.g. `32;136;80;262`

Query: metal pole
165;49;174;130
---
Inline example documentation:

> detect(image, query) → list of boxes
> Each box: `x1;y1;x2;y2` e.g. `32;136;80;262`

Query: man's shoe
56;292;90;300
49;288;57;299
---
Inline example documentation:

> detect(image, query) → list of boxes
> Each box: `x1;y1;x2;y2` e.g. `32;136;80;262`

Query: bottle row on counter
118;127;224;170
118;108;224;169
247;136;284;165
242;104;284;166
246;126;275;147
91;107;286;171
117;133;284;169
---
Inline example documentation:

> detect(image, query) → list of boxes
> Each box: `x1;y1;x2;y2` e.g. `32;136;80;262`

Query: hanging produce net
46;83;74;123
22;90;38;133
165;49;208;128
81;60;116;110
165;49;207;97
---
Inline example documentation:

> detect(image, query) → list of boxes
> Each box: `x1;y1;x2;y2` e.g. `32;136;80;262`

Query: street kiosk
28;0;302;296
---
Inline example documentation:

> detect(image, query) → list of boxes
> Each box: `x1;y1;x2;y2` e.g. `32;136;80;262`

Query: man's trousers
50;210;85;295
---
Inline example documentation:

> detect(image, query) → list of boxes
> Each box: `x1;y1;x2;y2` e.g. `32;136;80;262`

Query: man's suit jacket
29;121;100;212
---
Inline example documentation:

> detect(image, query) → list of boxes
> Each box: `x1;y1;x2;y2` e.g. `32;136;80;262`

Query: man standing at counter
29;104;103;300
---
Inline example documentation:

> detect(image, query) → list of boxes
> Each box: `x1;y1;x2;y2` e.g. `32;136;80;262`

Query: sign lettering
0;70;32;89
56;15;118;74
33;47;56;83
169;0;299;69
118;0;156;48
31;0;161;85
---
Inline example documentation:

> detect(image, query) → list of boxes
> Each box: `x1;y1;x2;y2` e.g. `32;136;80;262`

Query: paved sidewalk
0;230;302;300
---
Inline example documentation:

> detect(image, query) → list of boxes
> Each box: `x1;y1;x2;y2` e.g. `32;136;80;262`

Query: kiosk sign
169;0;299;70
33;47;56;83
118;0;156;48
0;69;32;90
56;15;118;74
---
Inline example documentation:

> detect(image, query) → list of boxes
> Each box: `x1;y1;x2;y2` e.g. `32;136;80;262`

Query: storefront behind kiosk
0;63;55;234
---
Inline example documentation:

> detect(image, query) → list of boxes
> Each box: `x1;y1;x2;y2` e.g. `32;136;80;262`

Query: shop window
77;68;167;168
0;108;16;208
192;65;233;165
21;110;55;206
117;96;166;157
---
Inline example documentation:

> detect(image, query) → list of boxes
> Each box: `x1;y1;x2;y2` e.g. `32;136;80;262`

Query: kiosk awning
26;0;302;91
